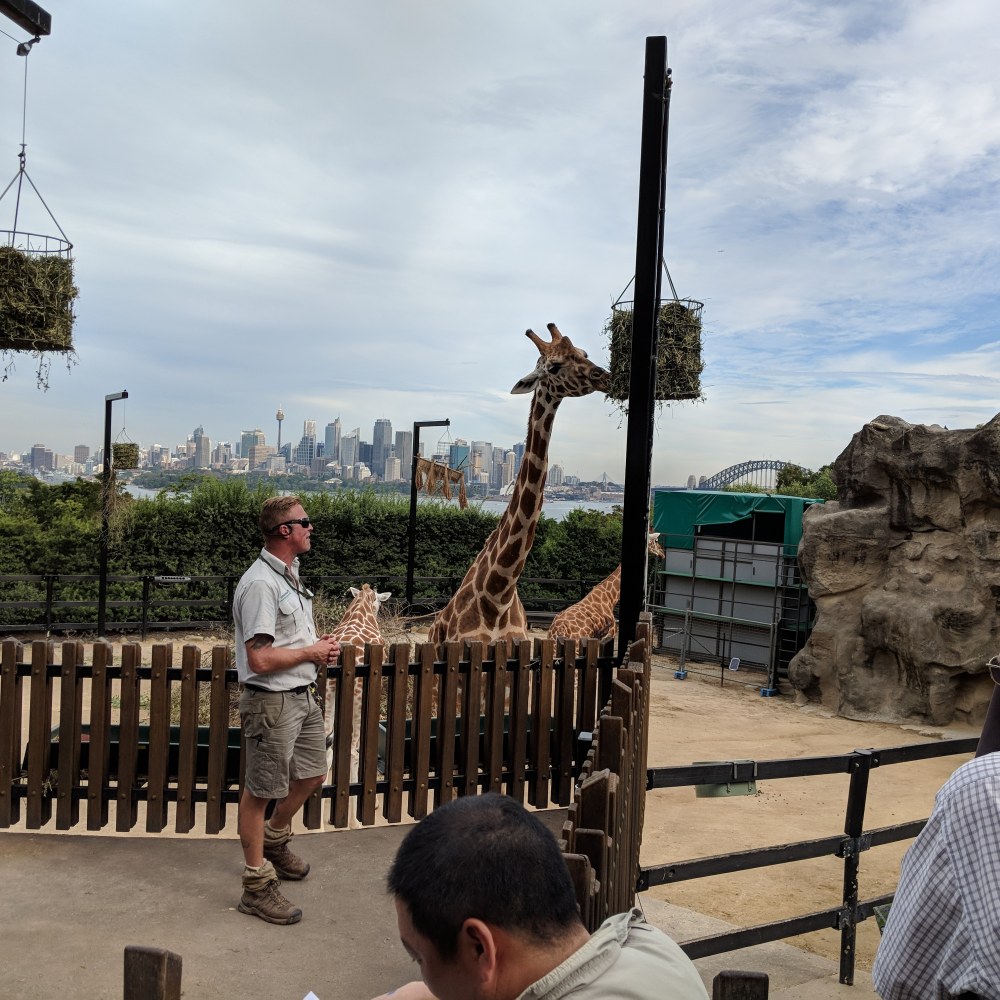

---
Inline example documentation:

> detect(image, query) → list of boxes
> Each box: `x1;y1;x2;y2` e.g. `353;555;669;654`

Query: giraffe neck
487;388;560;591
597;564;623;604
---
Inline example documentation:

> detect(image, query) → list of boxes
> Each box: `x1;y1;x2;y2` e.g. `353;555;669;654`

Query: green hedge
0;473;624;622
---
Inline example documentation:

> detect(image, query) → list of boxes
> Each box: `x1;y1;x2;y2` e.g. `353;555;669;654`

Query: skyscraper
449;439;470;482
325;419;341;465
294;419;317;467
471;440;493;485
340;428;360;470
512;441;525;479
502;451;516;489
394;429;412;478
74;444;90;465
30;444;53;471
192;425;210;469
240;429;265;458
384;454;402;481
372;418;392;480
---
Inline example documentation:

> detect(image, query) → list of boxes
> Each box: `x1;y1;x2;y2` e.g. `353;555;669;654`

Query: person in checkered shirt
872;658;1000;1000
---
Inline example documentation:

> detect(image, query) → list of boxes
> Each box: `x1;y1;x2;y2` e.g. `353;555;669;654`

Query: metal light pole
406;419;450;609
617;36;670;665
98;390;128;636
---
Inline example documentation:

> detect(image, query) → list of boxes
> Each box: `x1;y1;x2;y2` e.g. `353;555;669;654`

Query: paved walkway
0;822;874;1000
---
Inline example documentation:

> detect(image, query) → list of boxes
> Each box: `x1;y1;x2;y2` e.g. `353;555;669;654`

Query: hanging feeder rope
1;30;78;386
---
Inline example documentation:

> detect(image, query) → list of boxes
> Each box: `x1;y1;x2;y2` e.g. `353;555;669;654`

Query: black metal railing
0;573;613;636
639;738;978;984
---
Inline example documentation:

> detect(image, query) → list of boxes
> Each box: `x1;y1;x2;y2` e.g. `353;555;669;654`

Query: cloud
2;0;999;492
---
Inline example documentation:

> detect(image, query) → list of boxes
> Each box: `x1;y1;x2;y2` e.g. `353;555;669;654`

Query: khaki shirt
232;547;318;690
520;908;708;999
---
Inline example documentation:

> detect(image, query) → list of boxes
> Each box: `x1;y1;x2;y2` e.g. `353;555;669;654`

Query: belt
244;681;312;696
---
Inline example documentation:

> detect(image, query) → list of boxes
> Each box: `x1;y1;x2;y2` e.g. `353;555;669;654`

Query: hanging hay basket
0;238;77;352
112;442;140;470
605;298;704;412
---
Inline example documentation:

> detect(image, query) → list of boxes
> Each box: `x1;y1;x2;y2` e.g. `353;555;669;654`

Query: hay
112;442;140;469
414;456;468;509
605;299;704;413
0;245;78;353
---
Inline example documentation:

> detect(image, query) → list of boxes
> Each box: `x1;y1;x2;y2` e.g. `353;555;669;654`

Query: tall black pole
406;419;449;609
617;37;670;664
98;390;128;636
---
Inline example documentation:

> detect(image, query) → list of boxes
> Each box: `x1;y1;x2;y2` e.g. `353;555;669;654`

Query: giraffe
323;584;391;789
548;533;666;641
428;323;610;645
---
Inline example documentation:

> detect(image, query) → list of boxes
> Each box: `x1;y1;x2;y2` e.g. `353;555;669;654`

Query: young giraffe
548;533;666;641
428;323;610;645
323;584;391;787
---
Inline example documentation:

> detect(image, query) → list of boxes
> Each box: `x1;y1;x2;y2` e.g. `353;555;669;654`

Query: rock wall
788;414;1000;726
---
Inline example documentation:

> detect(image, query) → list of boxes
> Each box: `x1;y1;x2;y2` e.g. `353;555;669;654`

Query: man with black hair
374;793;707;1000
232;495;340;925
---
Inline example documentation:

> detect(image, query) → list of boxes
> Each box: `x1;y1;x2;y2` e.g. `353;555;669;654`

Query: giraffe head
648;532;666;560
512;323;610;399
348;584;392;613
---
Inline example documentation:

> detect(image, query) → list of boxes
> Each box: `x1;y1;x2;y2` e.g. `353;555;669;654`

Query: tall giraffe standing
548;533;666;641
323;584;391;787
429;323;610;645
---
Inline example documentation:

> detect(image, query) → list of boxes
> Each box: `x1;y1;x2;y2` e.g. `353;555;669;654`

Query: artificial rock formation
788;413;1000;726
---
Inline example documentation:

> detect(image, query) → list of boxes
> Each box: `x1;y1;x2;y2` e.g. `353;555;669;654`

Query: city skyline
4;407;621;485
3;3;1000;486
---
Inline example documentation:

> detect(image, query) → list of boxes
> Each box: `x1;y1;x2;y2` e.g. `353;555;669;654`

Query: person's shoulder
234;560;278;604
942;752;1000;795
617;912;708;997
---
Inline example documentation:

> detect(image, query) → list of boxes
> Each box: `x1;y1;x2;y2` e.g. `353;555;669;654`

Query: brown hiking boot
238;878;302;925
263;837;310;880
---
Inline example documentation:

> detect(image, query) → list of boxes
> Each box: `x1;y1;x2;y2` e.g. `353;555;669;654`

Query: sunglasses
272;517;312;531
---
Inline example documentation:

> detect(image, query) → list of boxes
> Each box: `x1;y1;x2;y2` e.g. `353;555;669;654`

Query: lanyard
257;556;314;607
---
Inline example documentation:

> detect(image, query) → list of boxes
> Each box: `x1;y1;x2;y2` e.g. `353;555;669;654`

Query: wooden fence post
123;945;182;1000
712;970;769;999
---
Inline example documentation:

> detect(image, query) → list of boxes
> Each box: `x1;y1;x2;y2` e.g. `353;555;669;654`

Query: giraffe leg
322;685;335;777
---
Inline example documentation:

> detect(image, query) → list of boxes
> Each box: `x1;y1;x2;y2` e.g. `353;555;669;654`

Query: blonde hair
259;495;303;535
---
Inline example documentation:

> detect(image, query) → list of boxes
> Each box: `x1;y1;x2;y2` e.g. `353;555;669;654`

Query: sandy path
640;657;976;973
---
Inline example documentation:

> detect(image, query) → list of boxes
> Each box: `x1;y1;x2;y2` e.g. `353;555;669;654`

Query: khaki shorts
239;687;327;799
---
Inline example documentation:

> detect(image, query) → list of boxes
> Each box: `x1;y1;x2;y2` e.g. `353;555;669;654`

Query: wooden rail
0;635;616;833
559;616;652;930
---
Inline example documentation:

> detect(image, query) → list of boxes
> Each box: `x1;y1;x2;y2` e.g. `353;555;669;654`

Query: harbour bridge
699;459;792;492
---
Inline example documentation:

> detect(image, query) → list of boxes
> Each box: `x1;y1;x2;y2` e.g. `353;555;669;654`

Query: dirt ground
639;656;977;974
10;629;978;975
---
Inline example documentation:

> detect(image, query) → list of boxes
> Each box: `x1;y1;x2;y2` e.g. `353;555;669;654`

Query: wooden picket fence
0;633;619;833
560;616;652;929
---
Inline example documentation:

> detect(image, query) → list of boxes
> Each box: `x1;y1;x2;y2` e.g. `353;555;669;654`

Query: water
478;498;622;521
123;485;623;522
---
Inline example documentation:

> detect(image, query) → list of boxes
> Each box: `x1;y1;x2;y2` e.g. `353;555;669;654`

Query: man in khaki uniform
232;495;340;924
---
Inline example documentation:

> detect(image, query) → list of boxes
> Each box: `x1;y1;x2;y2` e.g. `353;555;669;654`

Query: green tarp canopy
651;489;824;551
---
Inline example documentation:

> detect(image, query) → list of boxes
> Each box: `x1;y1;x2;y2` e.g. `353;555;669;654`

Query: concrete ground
0;821;874;1000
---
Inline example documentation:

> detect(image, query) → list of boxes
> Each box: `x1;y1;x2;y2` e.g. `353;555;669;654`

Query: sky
2;1;999;486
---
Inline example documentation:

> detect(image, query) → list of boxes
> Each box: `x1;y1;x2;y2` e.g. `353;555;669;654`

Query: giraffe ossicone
429;323;610;646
